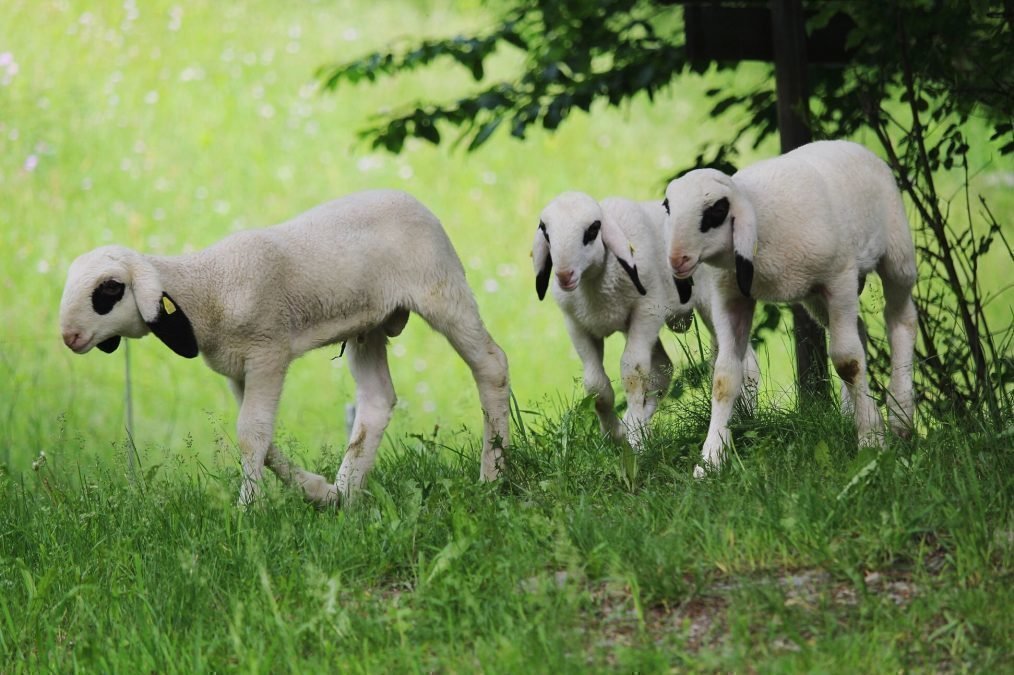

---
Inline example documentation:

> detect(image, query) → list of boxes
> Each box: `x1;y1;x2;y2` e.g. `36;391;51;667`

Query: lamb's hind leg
619;312;666;448
644;338;673;421
565;321;623;443
827;274;883;447
616;335;672;449
802;296;865;418
418;295;510;482
839;317;868;418
880;266;918;437
333;329;397;503
228;378;333;504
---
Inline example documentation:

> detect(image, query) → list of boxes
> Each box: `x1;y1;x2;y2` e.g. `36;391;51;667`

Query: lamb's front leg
334;329;396;504
233;365;286;506
565;320;622;443
228;378;333;504
697;296;755;477
620;312;666;448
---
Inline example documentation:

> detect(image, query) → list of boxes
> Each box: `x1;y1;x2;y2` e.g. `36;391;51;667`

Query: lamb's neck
145;252;225;340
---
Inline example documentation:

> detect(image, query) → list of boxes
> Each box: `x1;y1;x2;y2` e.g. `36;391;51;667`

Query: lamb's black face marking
582;220;601;245
700;197;730;232
662;198;670;215
91;279;125;315
538;220;549;242
97;336;121;353
674;276;693;304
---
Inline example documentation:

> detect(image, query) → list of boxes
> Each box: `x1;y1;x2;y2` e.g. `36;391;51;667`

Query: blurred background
1;0;1009;474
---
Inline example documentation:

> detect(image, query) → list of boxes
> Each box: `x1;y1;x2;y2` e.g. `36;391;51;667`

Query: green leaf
467;117;503;152
415;119;440;145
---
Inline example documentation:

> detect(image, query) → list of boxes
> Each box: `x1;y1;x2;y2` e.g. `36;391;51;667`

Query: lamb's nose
62;331;80;349
669;253;691;270
556;270;575;286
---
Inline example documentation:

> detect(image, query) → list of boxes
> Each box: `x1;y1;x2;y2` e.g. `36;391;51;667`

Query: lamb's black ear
532;222;553;301
97;336;121;353
728;188;757;298
147;293;199;358
616;258;647;296
735;254;754;298
535;250;553;301
600;215;647;296
674;277;693;304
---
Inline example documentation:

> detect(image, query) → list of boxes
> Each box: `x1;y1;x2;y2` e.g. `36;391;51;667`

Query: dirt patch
570;548;948;662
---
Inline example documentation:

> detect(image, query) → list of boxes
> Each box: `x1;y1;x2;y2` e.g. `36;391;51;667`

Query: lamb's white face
663;169;736;279
59;247;148;354
538;192;607;292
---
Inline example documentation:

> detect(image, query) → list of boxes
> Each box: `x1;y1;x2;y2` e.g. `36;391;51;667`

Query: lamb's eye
583;220;601;245
99;279;125;295
92;279;125;315
700;197;730;232
662;198;670;215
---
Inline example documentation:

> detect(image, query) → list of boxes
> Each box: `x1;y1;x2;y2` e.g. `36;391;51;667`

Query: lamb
663;140;918;476
532;191;760;446
59;189;511;506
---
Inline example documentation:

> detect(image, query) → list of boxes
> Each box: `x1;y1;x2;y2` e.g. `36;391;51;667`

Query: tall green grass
1;399;1010;671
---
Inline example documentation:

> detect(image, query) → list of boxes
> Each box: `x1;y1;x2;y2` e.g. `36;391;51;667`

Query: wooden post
770;0;830;403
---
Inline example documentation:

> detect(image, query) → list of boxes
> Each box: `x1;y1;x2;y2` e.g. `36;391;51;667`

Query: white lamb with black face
532;191;760;446
60;189;511;506
664;140;918;477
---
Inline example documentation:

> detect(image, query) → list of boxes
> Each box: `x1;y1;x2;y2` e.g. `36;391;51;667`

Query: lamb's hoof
479;466;502;483
890;425;914;440
858;429;885;449
300;474;337;505
693;464;707;479
315;491;341;511
236;482;260;509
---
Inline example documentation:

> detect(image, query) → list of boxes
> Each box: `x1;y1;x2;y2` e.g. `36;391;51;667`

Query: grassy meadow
1;0;1011;671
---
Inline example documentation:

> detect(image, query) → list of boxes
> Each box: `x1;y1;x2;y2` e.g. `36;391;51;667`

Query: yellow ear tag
628;243;636;254
162;296;177;315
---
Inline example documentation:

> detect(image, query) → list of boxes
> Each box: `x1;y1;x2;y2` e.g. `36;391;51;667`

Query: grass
1;0;1011;670
2;397;1011;672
